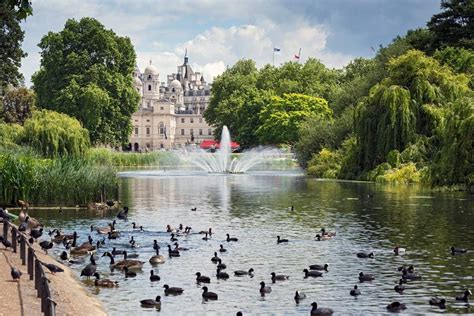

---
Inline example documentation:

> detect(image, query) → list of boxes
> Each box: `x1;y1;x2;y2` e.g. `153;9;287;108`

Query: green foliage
32;17;139;145
87;148;179;167
0;2;27;92
307;148;341;179
204;58;340;147
23;110;90;157
1;87;36;124
0;151;117;206
256;93;332;145
5;0;33;19
355;50;470;170
428;0;474;50
0;122;23;149
430;97;474;186
375;163;423;184
386;150;401;168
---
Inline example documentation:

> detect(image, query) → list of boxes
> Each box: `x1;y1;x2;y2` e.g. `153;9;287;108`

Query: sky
19;0;441;86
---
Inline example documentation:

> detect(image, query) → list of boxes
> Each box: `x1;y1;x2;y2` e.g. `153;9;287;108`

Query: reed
87;148;178;167
0;151;117;206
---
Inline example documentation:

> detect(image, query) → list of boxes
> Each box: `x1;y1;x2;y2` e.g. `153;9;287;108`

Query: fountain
186;126;281;173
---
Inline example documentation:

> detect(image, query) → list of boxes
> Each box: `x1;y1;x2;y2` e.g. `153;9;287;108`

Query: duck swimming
149;270;160;282
349;285;360;297
123;266;136;278
358;272;375;282
102;251;144;269
149;248;166;265
216;268;229;280
356;252;374;258
211;252;220;263
294;291;307;302
271;272;289;282
386;301;406;312
277;236;289;243
167;245;180;257
219;244;227;252
140;296;161;308
259;281;271;295
394;245;406;255
401;270;421;280
202;286;218;300
196;272;211;283
309;264;328;272
451;246;467;254
163;284;184;295
394;279;405;293
320;228;336;237
217;259;226;270
93;273;118;287
304;269;323;278
429;297;446;309
310;301;333;315
455;289;472;301
234;268;254;277
226;234;238;242
315;234;331;241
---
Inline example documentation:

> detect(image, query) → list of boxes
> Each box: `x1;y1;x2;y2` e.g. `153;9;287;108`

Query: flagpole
272;49;275;67
298;48;301;63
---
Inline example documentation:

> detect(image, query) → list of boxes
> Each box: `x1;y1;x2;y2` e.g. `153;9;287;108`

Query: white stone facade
129;55;214;151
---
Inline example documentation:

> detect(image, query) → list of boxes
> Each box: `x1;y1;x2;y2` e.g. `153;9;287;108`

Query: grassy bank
87;148;178;167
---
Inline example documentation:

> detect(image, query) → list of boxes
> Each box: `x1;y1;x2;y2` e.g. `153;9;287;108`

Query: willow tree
355;50;470;170
23;110;90;157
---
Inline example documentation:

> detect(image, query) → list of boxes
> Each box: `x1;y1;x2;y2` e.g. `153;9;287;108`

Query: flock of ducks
1;205;472;315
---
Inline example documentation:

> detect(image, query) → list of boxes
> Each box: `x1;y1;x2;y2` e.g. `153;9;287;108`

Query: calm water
31;170;473;315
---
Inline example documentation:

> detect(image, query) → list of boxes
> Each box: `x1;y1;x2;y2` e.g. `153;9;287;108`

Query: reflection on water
31;171;473;315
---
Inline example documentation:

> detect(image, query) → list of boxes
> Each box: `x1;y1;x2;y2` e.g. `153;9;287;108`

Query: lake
33;170;473;315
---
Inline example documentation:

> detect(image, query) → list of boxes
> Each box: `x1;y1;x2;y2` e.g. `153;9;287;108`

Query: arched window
148;75;152;80
148;85;152;91
172;88;175;93
159;122;165;135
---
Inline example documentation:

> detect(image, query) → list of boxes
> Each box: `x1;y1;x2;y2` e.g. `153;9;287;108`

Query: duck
149;248;166;264
234;268;254;277
96;221;116;234
195;272;211;283
451;246;467;254
123;266;137;278
112;247;125;256
226;234;238;242
310;302;333;316
455;289;472;301
394;279;405;293
39;241;53;254
170;233;178;242
271;272;289;282
358;272;375;282
167;245;180;257
315;234;332;241
304;269;323;278
116;206;129;220
216;268;229;280
398;265;415;273
394;245;406;255
173;242;188;251
320;228;336;237
219;244;227;253
386;301;406;312
166;225;177;233
401;270;421;280
259;281;272;295
217;259;226;270
309;264;328;272
211;252;220;263
39;261;64;274
202;232;210;241
356;252;374;258
107;231;120;240
11;267;22;281
60;251;69;261
202;286;218;300
30;227;43;240
199;228;212;236
153;240;160;251
149;270;160;282
350;285;361;297
80;255;97;279
277;236;289;243
429;297;446;308
163;284;184;295
93;273;118;287
102;251;144;270
131;222;142;230
26;215;42;230
140;296;161;308
294;291;307;302
191;207;197;211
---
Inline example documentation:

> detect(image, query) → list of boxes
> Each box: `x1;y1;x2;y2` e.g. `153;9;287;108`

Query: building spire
184;49;188;65
149;59;152;65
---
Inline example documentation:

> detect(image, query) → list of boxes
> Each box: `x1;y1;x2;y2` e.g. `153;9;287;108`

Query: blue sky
20;0;441;86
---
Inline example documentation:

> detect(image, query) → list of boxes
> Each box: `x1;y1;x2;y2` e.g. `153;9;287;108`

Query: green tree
256;93;332;145
0;87;36;124
23;110;90;157
427;0;474;50
5;0;33;19
0;2;27;93
355;50;470;171
32;17;139;145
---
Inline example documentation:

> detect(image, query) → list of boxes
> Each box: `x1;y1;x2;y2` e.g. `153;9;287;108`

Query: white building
130;55;214;151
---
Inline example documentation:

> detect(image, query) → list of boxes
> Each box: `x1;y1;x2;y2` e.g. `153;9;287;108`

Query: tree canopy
23;110;90;157
32;17;139;145
0;87;35;124
0;2;27;93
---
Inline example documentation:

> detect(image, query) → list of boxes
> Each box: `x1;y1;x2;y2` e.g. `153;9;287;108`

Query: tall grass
0;151;117;206
87;148;179;167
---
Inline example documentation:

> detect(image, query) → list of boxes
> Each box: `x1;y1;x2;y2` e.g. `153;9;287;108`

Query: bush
0;123;24;149
307;148;341;178
375;163;422;184
23;110;90;157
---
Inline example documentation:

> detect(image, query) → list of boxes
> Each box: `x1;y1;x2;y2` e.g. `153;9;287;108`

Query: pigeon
0;236;12;250
39;261;64;274
11;267;22;281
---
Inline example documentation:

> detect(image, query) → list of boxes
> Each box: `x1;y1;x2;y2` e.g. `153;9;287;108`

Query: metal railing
2;219;56;316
